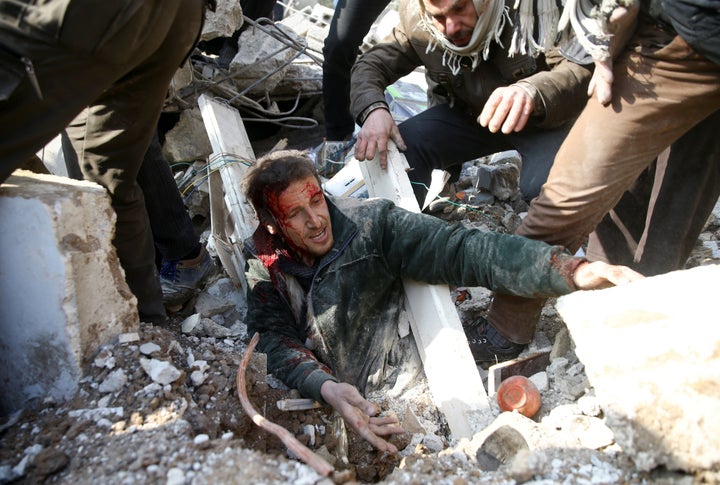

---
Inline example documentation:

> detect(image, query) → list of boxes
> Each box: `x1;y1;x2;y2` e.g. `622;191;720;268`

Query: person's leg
633;111;720;275
322;0;389;141
488;17;720;344
139;133;216;307
507;122;574;201
586;161;657;267
398;104;513;203
399;103;573;204
66;0;204;321
0;3;137;182
138;133;200;262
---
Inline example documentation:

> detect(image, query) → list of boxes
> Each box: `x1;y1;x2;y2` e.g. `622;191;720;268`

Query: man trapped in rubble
241;150;642;452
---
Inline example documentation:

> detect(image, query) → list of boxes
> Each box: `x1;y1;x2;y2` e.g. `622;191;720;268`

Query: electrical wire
177;153;255;202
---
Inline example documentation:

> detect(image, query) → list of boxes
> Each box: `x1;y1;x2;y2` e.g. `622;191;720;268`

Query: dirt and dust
2;108;720;484
3;215;718;484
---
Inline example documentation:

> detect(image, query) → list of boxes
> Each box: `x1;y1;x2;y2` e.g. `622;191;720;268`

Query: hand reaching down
320;380;404;453
586;2;640;105
355;108;407;169
477;85;535;134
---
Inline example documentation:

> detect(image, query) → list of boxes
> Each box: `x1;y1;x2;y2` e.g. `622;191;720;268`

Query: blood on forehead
264;179;323;223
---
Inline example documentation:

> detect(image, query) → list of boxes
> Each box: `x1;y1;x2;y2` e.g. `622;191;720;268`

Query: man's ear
266;223;278;235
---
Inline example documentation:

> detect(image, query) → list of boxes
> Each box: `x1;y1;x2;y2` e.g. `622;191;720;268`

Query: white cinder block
0;170;138;414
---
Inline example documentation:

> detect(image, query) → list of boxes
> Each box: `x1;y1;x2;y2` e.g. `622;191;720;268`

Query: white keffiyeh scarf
418;0;561;74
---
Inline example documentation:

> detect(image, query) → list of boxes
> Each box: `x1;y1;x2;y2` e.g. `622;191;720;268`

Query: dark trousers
0;0;204;320
322;0;389;141
139;135;200;263
398;103;573;203
586;110;720;276
63;132;200;265
488;17;720;343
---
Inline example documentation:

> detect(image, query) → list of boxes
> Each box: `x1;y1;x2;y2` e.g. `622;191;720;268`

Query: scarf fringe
420;0;563;73
420;0;507;75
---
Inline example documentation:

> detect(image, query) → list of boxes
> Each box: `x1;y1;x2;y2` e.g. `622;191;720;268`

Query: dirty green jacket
244;197;582;403
350;0;591;128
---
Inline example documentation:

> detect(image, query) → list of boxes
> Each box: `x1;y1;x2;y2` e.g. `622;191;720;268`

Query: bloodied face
265;176;334;265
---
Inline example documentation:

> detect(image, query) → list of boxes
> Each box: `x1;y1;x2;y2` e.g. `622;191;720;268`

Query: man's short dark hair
243;149;321;223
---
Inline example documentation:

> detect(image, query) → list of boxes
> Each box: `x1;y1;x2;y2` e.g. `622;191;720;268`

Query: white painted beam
198;94;260;291
357;144;491;438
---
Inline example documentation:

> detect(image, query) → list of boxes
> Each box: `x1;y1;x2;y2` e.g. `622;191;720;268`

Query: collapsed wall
0;171;138;415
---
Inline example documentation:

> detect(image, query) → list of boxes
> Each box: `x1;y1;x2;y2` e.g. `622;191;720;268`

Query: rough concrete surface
2;1;720;483
1;159;718;483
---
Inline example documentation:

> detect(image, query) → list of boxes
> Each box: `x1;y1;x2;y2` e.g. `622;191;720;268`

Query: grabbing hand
587;3;640;106
477;85;535;134
588;58;615;106
572;260;643;290
320;380;404;452
354;108;407;169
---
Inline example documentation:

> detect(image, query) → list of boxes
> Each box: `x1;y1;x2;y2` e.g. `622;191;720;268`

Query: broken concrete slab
230;23;306;96
0;171;138;415
162;107;213;164
198;94;259;292
304;4;333;53
556;264;720;472
201;0;244;41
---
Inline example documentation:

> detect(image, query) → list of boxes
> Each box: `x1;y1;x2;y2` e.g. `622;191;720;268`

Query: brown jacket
350;0;592;129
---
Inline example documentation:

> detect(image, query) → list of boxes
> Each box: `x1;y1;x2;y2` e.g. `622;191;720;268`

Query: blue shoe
160;246;215;306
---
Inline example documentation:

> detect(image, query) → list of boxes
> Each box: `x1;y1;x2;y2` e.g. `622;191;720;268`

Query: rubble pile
1;180;718;483
2;1;720;484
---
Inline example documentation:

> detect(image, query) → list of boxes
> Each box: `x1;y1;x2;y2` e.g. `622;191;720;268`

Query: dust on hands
320;380;404;453
572;260;644;290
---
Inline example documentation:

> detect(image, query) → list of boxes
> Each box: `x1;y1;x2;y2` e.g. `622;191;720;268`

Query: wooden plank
358;144;491;438
198;94;260;290
487;351;551;396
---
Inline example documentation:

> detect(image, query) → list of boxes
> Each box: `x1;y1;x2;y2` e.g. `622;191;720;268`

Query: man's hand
587;3;640;106
572;260;644;290
320;380;404;453
477;85;535;134
588;57;616;106
354;109;407;169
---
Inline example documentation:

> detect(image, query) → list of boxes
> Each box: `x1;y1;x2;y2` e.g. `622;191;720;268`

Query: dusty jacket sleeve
244;259;337;403
378;203;582;297
513;47;592;129
349;1;423;124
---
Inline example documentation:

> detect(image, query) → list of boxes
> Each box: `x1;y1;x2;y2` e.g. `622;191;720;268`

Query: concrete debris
181;313;201;333
139;357;183;386
117;332;140;344
162;107;213;163
557;263;720;472
201;0;244;41
139;342;162;355
456;150;523;203
98;368;128;394
0;171;138;416
93;348;116;369
230;23;309;96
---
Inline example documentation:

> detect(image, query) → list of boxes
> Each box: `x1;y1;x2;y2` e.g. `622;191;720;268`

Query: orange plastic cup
496;375;542;418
